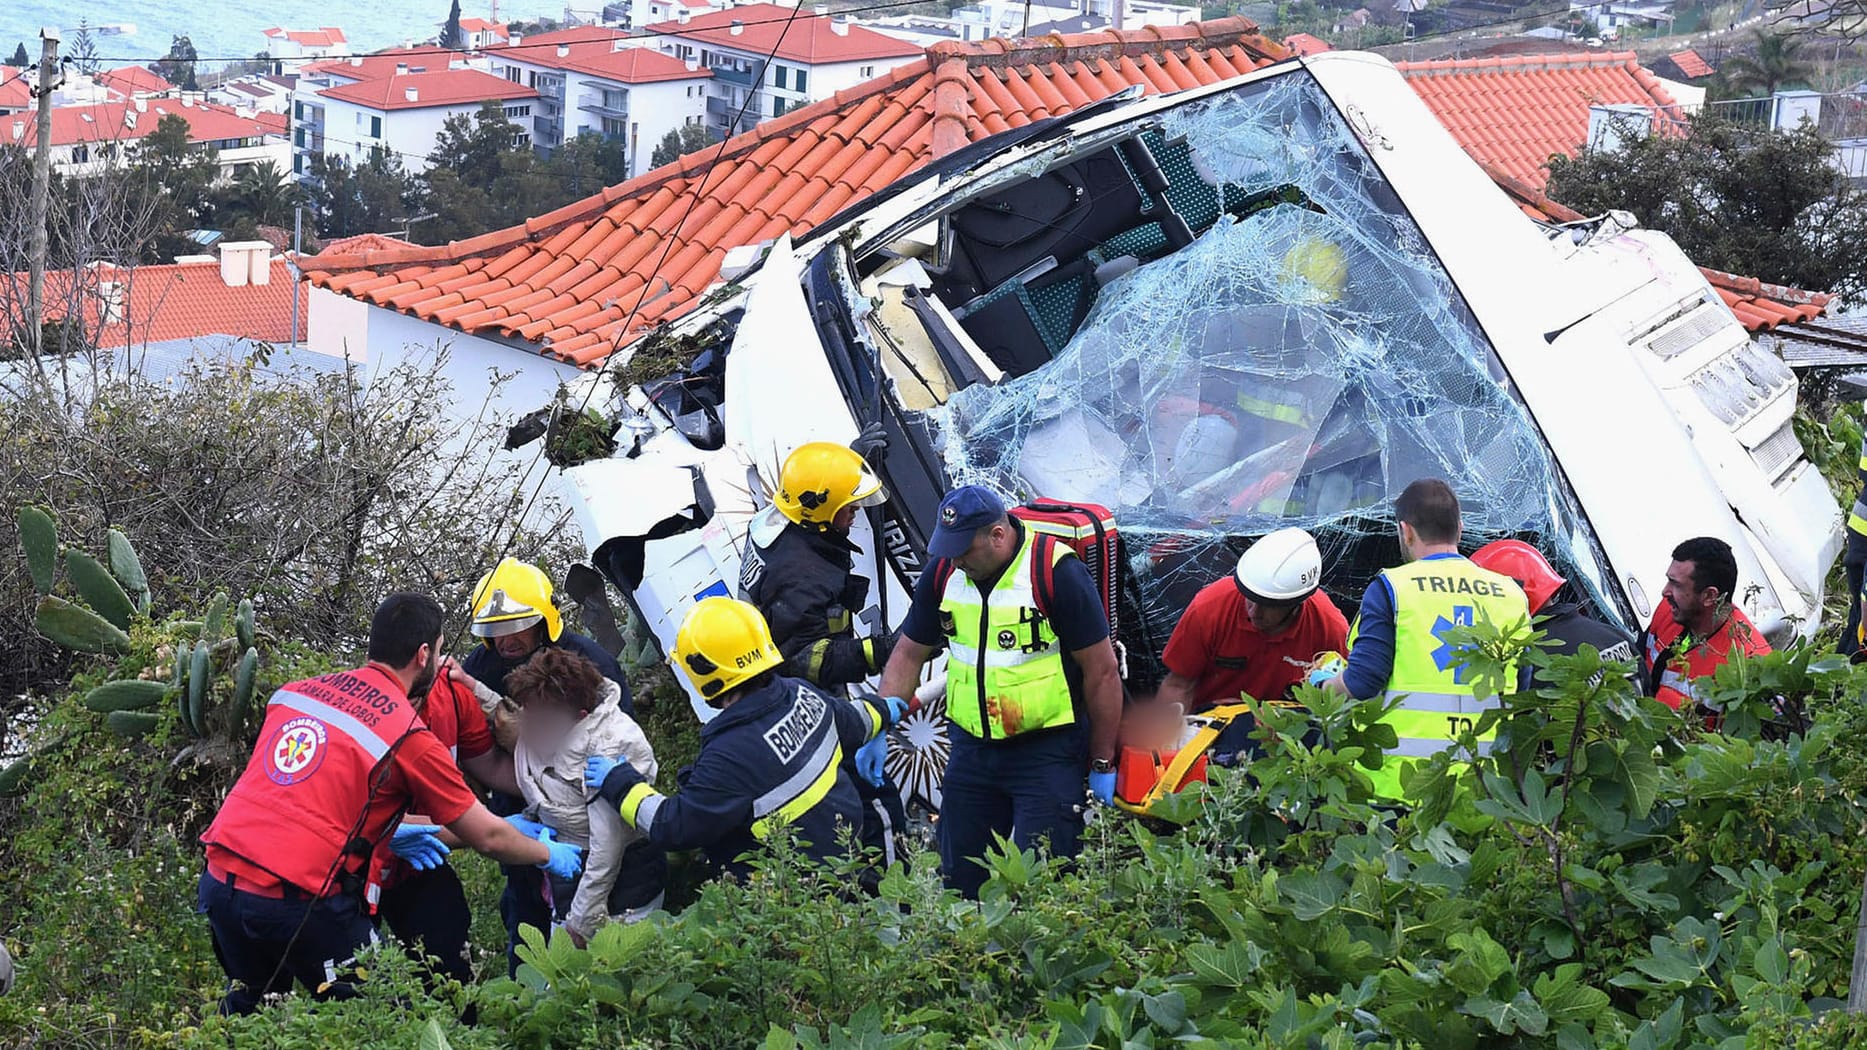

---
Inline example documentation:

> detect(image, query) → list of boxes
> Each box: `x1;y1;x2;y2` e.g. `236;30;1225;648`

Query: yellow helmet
469;558;563;643
675;596;783;702
1278;235;1347;303
775;442;886;530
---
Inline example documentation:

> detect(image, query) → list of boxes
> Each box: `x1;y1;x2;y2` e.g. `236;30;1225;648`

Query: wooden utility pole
26;27;61;365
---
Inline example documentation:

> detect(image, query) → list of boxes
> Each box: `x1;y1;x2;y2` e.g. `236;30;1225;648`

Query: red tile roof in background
303;47;463;82
645;3;924;65
96;66;175;98
1668;49;1714;78
306;18;1288;366
5;99;280;149
315;233;417;256
460;18;510;38
320;70;539;111
267;27;349;48
0;70;30;111
1283;33;1332;56
488;27;712;84
1489;169;1832;332
1396;51;1681;189
31;257;308;351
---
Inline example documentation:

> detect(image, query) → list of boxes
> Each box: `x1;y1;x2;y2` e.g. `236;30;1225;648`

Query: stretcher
1112;701;1255;816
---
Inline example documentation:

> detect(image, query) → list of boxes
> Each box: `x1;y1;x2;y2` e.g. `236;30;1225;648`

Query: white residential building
209;75;298;116
645;3;922;138
459;18;513;48
264;27;353;72
487;26;711;176
290;48;513;176
4;97;289;179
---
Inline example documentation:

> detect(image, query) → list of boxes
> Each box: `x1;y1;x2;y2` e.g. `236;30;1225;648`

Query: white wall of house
310;95;525;169
50;133;289;180
560;71;709;177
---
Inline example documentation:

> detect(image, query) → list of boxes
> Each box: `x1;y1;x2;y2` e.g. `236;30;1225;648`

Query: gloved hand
390;823;450;871
586;755;646;801
880;695;911;727
854;733;887;788
851;421;889;461
1088;769;1117;806
1306;650;1347;688
535;827;585;880
504;813;550;839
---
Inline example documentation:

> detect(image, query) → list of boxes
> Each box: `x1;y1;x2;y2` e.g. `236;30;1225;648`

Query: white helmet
1235;527;1322;604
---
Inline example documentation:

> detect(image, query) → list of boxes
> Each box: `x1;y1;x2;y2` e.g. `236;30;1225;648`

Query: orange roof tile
645;3;923;66
29;257;308;350
487;28;712;84
302;47;463;82
1397;51;1681;190
0;69;32;111
4;99;278;149
1283;33;1332;56
267;27;349;48
95;66;175;98
1668;49;1713;79
307;17;1288;367
321;69;539;110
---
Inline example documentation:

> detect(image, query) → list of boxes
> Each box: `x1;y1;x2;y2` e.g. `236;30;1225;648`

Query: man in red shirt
198;593;584;1015
1156;528;1347;758
1638;536;1771;713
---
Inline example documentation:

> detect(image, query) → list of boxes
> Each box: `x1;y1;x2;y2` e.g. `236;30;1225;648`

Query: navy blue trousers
198;870;379;1015
936;723;1089;899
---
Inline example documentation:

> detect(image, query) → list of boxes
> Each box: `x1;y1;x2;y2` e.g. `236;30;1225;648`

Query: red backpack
926;499;1123;641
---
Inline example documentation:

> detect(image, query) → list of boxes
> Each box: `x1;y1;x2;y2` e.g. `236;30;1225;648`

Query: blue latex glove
504;813;550;839
584;754;621;791
390;823;450;871
535;827;585;880
854;734;887;788
1088;770;1117;806
880;695;910;727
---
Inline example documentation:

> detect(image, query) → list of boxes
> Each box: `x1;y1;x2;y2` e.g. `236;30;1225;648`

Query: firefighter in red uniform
197;593;585;1015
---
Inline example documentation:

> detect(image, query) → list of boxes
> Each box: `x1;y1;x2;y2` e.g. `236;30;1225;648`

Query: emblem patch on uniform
267;716;329;786
997;629;1018;650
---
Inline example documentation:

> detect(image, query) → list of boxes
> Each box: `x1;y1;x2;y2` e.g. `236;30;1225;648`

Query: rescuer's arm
1155;672;1199;711
1327;579;1396;700
460;746;521;797
878;560;948;701
1075;640;1123;765
590;752;754;853
446;801;553;867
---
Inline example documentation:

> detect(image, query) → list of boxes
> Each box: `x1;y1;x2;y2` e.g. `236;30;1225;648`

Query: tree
442;0;465;48
1719;30;1818;96
1546;114;1867;299
69;20;101;76
128;114;221;262
216;160;303;231
307;150;421;239
550;131;630;195
649;122;716;169
7;41;30;68
152;35;200;92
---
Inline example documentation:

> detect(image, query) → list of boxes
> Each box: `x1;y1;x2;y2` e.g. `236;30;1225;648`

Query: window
601;116;627;139
773;96;787;117
294;101;305;119
294;127;305;147
294;153;304;174
506;66;522;82
505;104;532;118
601;87;626;110
772;65;786;89
859;65;874;78
369;115;382;138
794;68;807;93
71;144;89;163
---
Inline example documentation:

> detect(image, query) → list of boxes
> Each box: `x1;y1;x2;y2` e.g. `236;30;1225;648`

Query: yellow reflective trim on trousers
619;782;659;828
751;745;843;841
1235;391;1308;426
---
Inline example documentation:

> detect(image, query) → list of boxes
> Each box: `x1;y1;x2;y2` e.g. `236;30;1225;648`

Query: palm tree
235;162;302;228
1720;31;1818;97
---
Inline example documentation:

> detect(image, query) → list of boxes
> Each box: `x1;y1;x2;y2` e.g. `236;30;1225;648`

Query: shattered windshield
930;74;1616;653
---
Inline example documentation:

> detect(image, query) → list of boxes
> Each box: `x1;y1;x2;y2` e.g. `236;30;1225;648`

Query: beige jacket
512;680;657;940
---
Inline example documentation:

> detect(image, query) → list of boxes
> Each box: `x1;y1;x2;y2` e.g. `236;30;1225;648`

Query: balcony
578;91;630;117
710;63;762;88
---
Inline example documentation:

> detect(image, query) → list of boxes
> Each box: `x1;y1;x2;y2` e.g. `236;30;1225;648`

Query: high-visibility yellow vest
941;529;1075;740
1351;555;1528;801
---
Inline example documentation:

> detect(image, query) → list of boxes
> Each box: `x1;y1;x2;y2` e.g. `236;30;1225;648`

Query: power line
79;0;942;66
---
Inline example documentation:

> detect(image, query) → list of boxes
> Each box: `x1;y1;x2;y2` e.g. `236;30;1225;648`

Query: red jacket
1640;606;1771;711
201;665;475;905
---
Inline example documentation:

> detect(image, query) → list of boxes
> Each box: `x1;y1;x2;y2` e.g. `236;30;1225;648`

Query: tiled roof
4;99;279;149
1282;33;1332;56
0;69;31;110
303;47;462;82
460;18;509;35
320;69;539;111
1487;169;1833;333
1396;51;1681;189
315;233;417;256
307;18;1287;366
29;258;308;351
1668;49;1713;78
645;3;924;66
267;27;349;48
489;28;712;83
96;66;175;98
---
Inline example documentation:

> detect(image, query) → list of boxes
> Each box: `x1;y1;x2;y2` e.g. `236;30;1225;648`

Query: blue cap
927;485;1006;559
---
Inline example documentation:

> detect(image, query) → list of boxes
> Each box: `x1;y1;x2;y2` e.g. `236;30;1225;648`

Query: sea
3;0;575;75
